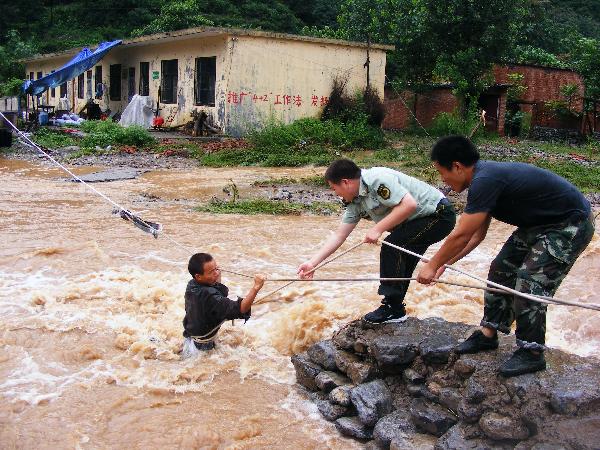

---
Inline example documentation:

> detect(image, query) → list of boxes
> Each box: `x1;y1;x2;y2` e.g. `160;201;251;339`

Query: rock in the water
316;400;350;421
329;385;353;406
373;410;417;448
335;417;373;440
478;412;530;441
351;380;394;427
315;371;351;393
307;340;338;371
292;317;600;448
71;168;141;182
411;399;458;437
291;352;322;391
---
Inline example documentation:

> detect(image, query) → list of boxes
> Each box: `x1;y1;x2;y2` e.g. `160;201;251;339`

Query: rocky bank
292;318;600;449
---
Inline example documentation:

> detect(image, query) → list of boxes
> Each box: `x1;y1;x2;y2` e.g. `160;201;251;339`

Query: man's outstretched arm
298;222;357;279
417;212;490;284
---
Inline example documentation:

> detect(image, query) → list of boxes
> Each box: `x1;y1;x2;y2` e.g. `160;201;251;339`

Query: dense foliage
1;0;599;105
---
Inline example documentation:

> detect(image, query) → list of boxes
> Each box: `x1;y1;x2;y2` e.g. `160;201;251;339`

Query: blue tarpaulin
22;40;122;96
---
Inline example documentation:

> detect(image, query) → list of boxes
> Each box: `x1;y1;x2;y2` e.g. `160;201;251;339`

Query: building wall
24;33;387;136
494;65;584;110
102;35;229;127
0;96;20;112
226;35;386;136
383;88;458;131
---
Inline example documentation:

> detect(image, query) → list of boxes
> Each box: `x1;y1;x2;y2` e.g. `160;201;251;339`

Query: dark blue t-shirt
465;160;590;228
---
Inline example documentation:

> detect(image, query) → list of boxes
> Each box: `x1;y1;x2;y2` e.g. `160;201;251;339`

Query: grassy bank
199;117;385;167
196;198;340;215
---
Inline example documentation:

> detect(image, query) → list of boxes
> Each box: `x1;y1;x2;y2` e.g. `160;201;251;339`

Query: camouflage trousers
481;214;595;351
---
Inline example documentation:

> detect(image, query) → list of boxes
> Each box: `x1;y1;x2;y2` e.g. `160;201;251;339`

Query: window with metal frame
194;56;216;106
139;62;149;96
86;70;93;99
110;64;122;101
160;59;178;104
77;73;85;99
50;70;56;98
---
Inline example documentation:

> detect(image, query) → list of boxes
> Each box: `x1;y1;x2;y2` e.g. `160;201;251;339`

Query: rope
254;241;365;304
262;275;600;312
0;111;256;279
380;240;600;312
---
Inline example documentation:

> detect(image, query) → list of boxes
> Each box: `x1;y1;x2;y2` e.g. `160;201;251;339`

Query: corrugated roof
21;26;395;63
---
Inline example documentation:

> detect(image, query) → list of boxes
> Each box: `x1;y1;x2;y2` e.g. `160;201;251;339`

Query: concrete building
21;27;393;136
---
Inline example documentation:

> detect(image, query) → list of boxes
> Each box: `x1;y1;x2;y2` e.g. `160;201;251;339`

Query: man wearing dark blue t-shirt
417;135;594;377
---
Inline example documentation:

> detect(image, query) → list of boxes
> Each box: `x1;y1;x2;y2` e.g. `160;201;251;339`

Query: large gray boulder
350;379;394;427
307;339;337;371
291;352;322;391
373;410;417;449
335;417;373;440
410;399;458;437
478;412;530;441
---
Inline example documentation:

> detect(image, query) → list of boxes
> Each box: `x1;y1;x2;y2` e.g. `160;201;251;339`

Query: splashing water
0;158;597;447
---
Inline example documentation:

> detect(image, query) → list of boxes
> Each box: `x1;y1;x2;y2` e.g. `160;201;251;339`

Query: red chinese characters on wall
227;91;328;107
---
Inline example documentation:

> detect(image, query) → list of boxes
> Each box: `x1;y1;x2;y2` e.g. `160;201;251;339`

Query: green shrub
31;128;78;148
429;108;484;138
80;120;155;148
200;116;384;167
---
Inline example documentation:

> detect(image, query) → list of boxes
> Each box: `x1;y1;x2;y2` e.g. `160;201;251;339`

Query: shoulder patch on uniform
377;184;391;200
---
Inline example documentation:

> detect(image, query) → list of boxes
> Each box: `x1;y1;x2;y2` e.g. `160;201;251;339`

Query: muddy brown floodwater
1;157;598;449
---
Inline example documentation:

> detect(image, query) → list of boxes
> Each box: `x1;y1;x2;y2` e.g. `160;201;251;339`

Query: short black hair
430;135;480;170
324;159;361;184
188;253;213;277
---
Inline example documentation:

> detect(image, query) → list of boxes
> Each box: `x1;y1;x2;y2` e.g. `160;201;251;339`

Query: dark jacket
182;279;248;341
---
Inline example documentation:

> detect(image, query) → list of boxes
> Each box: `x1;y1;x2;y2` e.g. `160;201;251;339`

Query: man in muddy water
417;135;594;377
297;159;456;324
182;253;266;355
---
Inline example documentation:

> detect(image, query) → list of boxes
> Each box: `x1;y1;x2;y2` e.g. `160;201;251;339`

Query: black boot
363;299;407;324
499;348;546;377
456;330;499;354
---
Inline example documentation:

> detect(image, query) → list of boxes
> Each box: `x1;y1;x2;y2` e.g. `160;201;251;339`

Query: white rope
1;111;254;278
380;240;600;312
254;241;365;304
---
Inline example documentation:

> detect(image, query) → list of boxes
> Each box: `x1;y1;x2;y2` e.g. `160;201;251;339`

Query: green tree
424;0;529;114
568;37;600;100
337;0;529;113
0;30;37;86
132;0;215;36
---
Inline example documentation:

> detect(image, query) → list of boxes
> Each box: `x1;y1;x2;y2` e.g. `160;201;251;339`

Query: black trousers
378;199;456;305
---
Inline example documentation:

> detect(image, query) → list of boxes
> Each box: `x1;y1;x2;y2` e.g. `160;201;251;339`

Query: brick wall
383;87;458;130
493;64;584;110
384;64;585;134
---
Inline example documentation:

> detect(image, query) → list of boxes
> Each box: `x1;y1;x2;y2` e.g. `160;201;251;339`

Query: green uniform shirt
342;167;444;224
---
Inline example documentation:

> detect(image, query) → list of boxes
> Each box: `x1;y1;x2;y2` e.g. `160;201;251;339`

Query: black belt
436;197;451;211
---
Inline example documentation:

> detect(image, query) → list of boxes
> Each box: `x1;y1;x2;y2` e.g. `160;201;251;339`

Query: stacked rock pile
292;317;600;449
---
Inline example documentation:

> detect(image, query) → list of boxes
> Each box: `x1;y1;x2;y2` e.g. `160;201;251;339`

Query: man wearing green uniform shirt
298;159;456;323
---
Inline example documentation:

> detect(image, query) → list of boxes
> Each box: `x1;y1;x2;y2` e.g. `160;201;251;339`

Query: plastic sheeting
22;40;122;96
118;95;155;128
